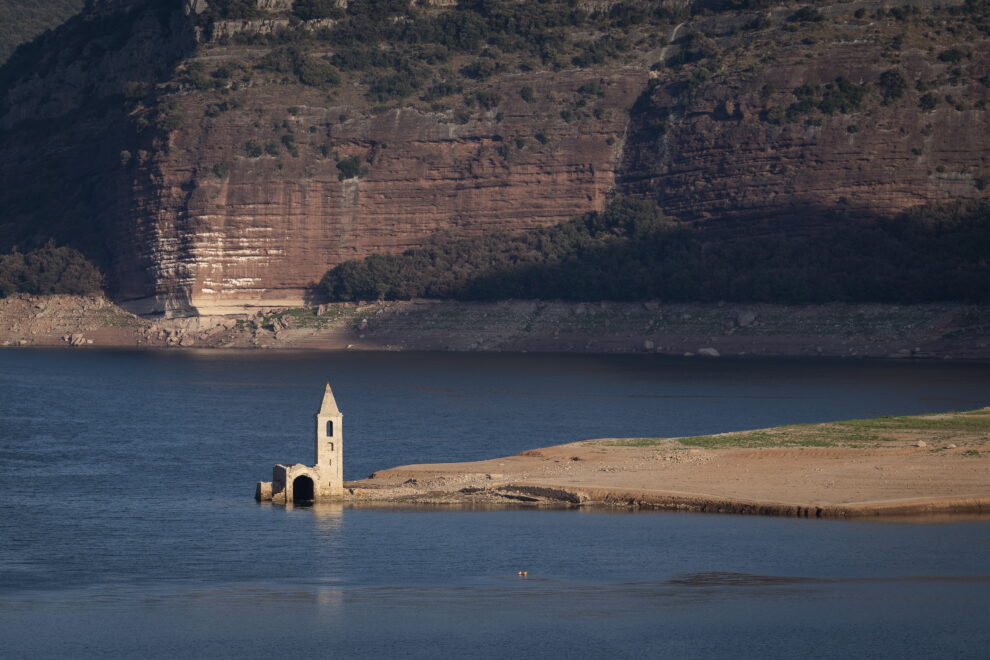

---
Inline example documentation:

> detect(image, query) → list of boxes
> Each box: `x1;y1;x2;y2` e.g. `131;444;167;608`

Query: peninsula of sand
346;409;990;518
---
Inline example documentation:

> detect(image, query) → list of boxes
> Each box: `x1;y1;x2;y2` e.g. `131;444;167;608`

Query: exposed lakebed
1;349;989;658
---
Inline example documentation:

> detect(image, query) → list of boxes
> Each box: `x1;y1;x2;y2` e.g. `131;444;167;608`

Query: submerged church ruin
255;383;344;504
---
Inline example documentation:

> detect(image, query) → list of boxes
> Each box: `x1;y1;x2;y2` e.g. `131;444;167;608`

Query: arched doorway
292;475;315;503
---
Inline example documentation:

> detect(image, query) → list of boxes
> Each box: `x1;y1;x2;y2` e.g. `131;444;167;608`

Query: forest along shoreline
1;294;989;360
342;409;990;519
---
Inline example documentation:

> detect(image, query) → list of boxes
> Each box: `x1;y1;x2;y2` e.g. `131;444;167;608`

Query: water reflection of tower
308;502;345;531
306;501;346;615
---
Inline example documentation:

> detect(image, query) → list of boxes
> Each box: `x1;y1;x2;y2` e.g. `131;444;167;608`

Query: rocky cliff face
127;68;645;314
1;0;988;315
0;0;197;302
619;1;990;222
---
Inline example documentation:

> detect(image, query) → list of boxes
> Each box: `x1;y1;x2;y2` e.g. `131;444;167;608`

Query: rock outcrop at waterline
0;0;987;315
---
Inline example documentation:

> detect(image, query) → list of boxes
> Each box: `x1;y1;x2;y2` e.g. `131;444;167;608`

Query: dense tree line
321;198;990;304
0;244;103;297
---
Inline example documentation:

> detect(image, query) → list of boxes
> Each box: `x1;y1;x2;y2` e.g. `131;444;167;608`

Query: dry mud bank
345;410;990;519
2;295;990;360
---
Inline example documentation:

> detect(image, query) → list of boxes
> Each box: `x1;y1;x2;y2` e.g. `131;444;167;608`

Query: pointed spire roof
318;383;341;416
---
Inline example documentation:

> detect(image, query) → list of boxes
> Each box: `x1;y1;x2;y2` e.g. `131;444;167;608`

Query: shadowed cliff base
343;409;990;519
321;198;990;304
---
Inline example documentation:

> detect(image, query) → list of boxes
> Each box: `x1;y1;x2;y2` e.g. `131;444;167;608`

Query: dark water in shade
1;349;989;658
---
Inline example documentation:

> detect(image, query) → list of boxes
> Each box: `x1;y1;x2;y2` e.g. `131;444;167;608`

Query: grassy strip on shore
599;408;990;450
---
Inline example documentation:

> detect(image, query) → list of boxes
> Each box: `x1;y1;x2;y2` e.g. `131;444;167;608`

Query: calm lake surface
1;349;989;658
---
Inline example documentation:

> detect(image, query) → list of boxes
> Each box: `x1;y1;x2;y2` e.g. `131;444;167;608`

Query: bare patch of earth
345;409;990;518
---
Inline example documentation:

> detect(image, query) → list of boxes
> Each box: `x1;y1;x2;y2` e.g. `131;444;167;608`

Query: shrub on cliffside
257;46;340;88
0;244;103;297
336;154;368;180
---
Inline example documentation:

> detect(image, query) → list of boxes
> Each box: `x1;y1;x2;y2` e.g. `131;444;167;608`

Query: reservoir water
1;349;989;658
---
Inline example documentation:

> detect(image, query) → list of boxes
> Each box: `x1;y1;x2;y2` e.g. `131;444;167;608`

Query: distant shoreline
3;294;990;360
342;410;990;519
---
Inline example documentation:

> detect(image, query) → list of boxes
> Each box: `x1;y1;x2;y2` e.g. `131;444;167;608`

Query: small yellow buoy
516;570;528;576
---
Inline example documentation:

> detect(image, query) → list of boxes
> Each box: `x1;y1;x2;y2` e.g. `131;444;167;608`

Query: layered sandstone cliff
0;0;987;315
127;68;645;314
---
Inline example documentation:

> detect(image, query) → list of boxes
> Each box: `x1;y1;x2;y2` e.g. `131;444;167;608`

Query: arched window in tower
326;420;334;438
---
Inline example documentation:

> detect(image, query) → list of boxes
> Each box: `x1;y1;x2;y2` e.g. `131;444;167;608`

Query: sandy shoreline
344;411;990;519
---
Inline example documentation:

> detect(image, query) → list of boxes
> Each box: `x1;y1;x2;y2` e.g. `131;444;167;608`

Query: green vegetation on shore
322;198;990;304
601;409;990;449
0;244;103;297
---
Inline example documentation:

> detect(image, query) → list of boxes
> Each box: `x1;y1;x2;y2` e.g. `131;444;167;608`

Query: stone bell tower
315;383;344;489
255;383;345;503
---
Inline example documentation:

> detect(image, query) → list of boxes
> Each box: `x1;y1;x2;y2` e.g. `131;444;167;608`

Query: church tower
315;383;344;493
256;383;346;504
